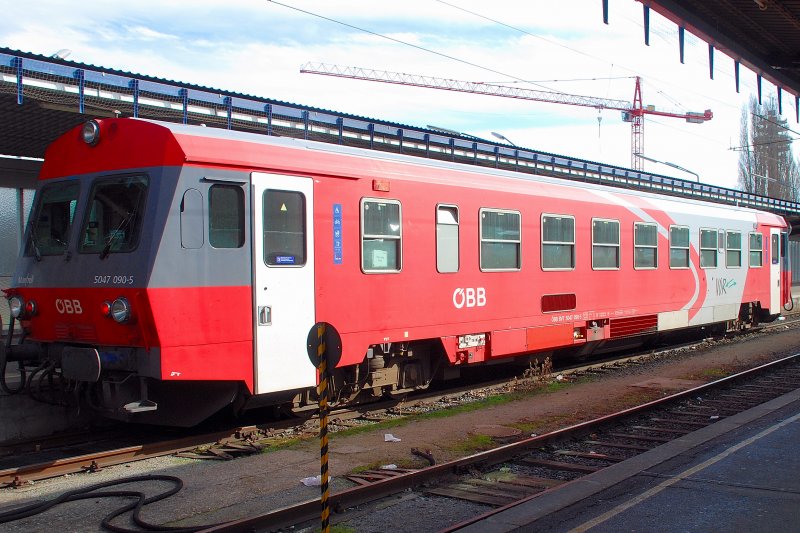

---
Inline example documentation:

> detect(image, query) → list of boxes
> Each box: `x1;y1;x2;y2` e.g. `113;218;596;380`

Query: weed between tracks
257;357;578;455
447;434;495;455
679;365;740;381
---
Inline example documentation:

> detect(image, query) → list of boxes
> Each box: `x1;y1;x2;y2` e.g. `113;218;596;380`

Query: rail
2;49;800;216
206;352;800;532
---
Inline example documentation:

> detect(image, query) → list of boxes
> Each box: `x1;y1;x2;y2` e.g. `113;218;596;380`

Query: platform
455;385;800;532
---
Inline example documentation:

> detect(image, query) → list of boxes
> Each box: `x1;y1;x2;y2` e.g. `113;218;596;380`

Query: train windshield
25;182;80;258
79;174;149;257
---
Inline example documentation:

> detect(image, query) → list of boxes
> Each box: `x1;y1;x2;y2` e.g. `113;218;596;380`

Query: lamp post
491;131;517;147
633;153;700;182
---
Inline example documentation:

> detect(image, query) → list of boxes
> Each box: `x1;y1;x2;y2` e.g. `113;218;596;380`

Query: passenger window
592;218;620;270
180;189;204;249
669;225;690;268
361;198;401;272
749;232;763;267
542;214;575;270
264;189;306;266
209;185;244;248
480;208;521;271
436;205;459;273
700;229;717;268
726;230;742;268
634;222;657;269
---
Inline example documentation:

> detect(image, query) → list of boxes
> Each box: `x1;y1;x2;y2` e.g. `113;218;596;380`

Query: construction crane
300;62;713;171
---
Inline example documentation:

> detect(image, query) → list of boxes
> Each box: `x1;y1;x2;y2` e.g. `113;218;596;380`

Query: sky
2;0;798;190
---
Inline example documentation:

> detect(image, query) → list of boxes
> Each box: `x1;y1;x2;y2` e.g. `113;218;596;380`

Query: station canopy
637;0;800;107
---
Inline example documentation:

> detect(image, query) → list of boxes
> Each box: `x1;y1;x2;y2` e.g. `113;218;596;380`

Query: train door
770;229;781;313
252;172;317;394
781;231;792;309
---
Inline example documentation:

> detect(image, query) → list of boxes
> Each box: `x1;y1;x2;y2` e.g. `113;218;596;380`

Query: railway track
4;345;793;532
0;344;727;486
202;352;800;532
1;318;798;489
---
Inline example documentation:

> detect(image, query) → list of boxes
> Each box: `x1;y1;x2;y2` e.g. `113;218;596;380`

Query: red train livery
2;118;792;425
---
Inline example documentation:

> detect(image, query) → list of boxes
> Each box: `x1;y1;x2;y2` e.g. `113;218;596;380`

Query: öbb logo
55;299;83;315
452;287;487;309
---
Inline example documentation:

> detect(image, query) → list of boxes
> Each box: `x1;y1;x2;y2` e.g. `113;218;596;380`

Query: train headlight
100;301;112;317
110;297;131;323
81;120;101;146
8;296;23;318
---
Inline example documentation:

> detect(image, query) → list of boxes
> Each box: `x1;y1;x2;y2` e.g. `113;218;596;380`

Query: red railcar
2;119;791;425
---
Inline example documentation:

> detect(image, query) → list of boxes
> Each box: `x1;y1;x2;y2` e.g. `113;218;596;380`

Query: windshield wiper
99;211;134;260
28;228;42;262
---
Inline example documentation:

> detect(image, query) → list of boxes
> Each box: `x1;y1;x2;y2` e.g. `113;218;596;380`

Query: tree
737;96;799;201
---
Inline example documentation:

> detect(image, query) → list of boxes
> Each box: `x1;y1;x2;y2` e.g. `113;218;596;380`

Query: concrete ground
458;387;800;532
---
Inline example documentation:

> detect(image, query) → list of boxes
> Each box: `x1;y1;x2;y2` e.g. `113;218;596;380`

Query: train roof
41;118;787;229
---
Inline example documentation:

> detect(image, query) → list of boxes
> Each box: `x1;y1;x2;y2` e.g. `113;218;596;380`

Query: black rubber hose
26;360;50;402
0;316;25;395
0;474;227;532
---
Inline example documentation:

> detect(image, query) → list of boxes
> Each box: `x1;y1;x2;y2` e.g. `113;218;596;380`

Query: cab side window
209;185;244;248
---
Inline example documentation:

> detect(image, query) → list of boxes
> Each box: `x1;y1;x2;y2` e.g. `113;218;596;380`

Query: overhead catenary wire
752;112;800;137
266;0;554;91
436;0;796;119
268;0;747;122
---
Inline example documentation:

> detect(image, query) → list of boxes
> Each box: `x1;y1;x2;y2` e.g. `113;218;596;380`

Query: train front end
2;119;245;426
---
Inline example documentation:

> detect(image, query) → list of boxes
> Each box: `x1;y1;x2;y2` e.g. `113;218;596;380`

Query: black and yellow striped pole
317;323;331;532
307;322;341;533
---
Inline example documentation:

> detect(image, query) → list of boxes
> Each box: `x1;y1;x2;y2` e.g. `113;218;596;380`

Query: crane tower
300;63;713;171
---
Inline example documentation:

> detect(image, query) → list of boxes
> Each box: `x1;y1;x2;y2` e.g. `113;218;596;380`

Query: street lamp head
491;131;516;147
50;49;72;60
634;153;699;182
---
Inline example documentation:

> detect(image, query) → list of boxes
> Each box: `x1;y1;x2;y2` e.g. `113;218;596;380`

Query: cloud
124;25;179;42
